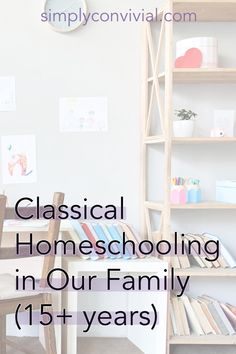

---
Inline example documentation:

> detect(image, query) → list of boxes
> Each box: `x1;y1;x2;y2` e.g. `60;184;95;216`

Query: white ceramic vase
173;120;194;138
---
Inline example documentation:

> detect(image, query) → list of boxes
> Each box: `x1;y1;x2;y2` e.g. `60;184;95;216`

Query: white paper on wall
1;135;37;184
59;97;108;132
0;76;16;111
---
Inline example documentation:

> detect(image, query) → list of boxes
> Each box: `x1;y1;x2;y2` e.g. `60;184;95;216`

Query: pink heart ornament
175;48;203;68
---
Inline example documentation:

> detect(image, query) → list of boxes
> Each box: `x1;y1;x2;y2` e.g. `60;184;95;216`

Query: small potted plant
173;109;197;137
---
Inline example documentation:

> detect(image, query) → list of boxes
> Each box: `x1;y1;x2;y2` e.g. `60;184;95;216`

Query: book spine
107;224;131;259
182;295;204;335
213;301;235;335
81;223;104;258
99;224;121;258
119;223;146;258
86;223;108;259
207;303;229;335
203;233;236;268
93;223;116;259
70;220;98;260
115;224;137;259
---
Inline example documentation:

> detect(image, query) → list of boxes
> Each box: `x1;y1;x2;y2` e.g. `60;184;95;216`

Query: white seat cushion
0;274;40;300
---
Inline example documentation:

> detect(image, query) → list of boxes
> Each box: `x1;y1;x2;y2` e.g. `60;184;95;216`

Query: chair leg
0;315;7;354
43;294;57;354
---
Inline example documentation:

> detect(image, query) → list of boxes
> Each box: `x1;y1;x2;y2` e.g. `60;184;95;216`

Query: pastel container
171;186;187;205
216;180;236;203
176;37;218;68
187;185;201;203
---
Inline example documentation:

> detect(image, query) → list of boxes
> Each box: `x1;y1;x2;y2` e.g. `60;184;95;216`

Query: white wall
0;0;155;227
0;0;157;340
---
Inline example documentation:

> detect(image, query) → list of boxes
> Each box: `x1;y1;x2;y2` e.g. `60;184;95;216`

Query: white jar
173;120;194;138
176;37;218;68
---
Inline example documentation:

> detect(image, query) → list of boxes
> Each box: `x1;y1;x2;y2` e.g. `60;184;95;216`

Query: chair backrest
0;192;65;288
41;192;65;285
0;195;7;247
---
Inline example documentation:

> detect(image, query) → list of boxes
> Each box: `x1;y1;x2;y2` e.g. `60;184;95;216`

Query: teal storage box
216;180;236;203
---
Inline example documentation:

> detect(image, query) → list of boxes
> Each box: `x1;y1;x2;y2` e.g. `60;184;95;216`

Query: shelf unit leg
163;2;174;354
141;22;149;239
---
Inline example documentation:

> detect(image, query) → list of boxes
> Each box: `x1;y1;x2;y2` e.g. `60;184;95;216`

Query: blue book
115;224;137;259
92;223;116;259
70;220;98;260
107;224;131;259
99;224;122;258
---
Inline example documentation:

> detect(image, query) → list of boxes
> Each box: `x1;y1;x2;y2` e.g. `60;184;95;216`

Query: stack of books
170;294;236;336
70;221;145;260
171;233;236;269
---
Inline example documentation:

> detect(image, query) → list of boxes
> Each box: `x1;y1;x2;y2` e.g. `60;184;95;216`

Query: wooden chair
0;192;65;354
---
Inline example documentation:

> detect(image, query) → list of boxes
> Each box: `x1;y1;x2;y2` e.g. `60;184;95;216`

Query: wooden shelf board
170;335;236;345
160;1;236;22
145;201;164;211
145;136;236;144
145;136;165;144
173;137;236;143
175;268;236;277
145;201;236;211
148;69;236;84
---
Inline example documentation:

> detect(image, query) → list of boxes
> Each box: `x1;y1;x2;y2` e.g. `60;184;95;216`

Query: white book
203;233;236;268
171;255;181;269
214;301;236;335
184;234;206;268
179;298;190;335
172;297;185;336
202;295;235;335
220;303;236;330
119;222;146;258
190;297;215;335
170;301;178;336
198;298;219;334
188;234;213;268
181;295;204;335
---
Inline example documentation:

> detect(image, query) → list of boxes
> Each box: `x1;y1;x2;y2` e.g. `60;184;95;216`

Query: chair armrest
5;206;44;220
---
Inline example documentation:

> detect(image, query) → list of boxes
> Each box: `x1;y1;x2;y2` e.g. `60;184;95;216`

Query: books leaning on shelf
171;232;236;269
70;221;146;260
170;294;236;337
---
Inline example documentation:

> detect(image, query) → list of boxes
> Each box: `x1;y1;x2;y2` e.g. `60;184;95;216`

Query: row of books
171;233;236;269
70;222;236;266
170;294;236;336
70;221;144;259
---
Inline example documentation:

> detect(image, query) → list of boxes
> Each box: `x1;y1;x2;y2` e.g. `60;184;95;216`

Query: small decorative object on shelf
211;128;225;138
216;180;236;204
186;178;201;203
171;178;187;205
211;110;235;137
171;177;201;204
175;48;203;68
173;109;198;138
176;37;218;68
